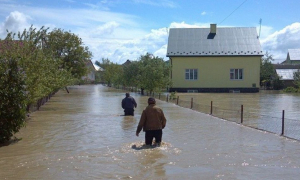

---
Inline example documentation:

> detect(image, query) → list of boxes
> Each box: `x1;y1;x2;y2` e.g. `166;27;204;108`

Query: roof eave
166;54;264;57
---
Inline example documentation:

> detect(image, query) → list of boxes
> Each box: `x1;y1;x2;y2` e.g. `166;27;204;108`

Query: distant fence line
115;85;300;141
26;89;60;113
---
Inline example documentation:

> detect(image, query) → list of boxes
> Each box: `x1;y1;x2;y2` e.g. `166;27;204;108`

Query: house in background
283;49;300;64
166;24;263;93
274;49;300;88
81;60;100;83
123;59;132;66
274;64;300;88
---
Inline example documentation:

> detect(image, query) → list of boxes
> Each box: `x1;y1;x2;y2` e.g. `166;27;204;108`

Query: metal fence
150;93;300;141
115;86;300;141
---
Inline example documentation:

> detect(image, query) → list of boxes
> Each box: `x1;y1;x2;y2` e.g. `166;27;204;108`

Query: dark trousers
145;129;162;145
124;108;134;116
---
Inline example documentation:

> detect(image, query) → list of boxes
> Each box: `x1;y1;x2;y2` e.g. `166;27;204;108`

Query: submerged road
1;85;300;180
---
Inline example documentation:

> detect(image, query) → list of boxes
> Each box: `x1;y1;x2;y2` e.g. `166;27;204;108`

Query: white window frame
185;69;198;80
230;69;243;80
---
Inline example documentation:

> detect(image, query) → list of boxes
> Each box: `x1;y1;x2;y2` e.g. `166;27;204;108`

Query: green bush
283;87;298;93
272;79;284;90
0;59;27;143
169;91;177;100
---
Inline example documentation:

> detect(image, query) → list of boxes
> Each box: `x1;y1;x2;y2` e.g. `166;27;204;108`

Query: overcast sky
0;0;299;64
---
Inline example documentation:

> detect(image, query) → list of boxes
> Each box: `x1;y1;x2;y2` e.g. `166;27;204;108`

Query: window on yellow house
230;69;243;80
185;69;198;80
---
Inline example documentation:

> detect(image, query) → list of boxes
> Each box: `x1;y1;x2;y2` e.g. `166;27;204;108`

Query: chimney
210;24;217;34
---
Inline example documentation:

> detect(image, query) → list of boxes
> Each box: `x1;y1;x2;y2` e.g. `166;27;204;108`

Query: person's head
125;92;130;97
148;97;156;105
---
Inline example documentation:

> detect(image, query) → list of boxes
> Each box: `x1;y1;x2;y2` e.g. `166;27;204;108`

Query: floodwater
174;90;300;140
175;90;300;120
1;85;300;180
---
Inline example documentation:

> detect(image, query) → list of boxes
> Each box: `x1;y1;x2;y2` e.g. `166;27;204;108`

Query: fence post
241;105;243;124
281;110;285;136
191;98;193;109
166;94;169;102
177;96;179;105
210;101;213;115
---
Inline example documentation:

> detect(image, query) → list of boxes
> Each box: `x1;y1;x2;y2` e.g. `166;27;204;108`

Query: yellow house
167;24;263;93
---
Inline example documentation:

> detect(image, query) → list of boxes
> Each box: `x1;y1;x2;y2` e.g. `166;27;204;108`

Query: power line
219;0;248;24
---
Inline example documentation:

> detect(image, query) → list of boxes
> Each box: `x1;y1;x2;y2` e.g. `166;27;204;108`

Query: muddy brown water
1;85;300;180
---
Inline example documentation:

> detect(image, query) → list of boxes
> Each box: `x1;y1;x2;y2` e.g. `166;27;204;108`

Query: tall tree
260;52;276;89
98;58;123;86
0;40;27;143
0;26;81;143
46;28;92;79
95;58;110;69
16;26;75;105
123;61;140;88
110;64;124;87
137;53;171;94
293;69;300;88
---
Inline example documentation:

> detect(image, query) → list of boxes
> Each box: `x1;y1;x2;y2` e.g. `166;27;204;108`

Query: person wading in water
121;93;137;116
136;97;167;146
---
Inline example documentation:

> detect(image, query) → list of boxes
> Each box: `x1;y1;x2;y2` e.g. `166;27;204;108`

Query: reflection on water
1;85;300;179
121;116;137;131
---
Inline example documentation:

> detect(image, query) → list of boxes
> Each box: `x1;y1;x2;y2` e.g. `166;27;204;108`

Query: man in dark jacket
136;97;167;146
122;93;137;116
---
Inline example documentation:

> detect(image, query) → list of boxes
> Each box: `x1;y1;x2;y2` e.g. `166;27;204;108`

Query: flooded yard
168;90;300;139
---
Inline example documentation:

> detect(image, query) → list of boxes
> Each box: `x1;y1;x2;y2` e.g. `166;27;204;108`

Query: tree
123;61;140;88
95;58;110;70
272;74;284;90
98;58;123;86
136;53;171;94
46;28;92;79
16;26;75;105
260;52;276;89
110;64;124;87
96;53;171;93
0;26;83;143
293;69;300;88
0;42;27;143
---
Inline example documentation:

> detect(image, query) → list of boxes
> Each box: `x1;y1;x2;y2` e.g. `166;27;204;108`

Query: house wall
170;56;261;92
286;55;300;64
81;61;96;81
